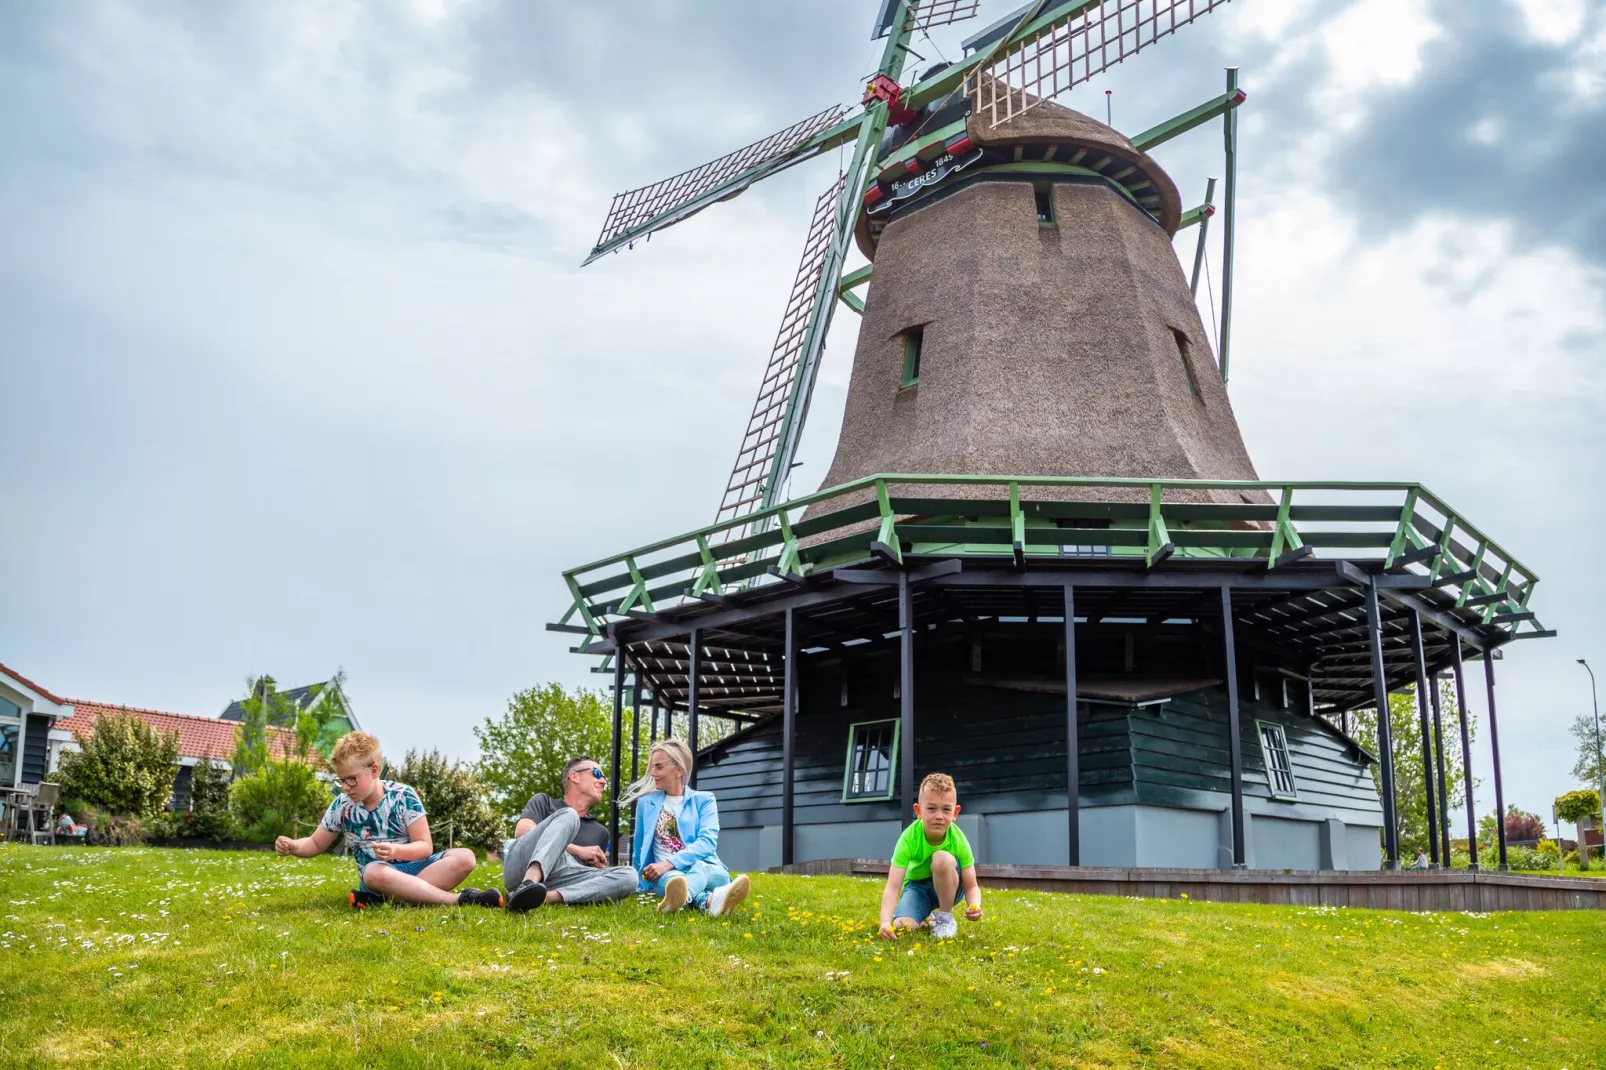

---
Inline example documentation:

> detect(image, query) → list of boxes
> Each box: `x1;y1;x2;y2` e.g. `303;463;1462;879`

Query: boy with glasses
501;755;639;912
275;731;504;909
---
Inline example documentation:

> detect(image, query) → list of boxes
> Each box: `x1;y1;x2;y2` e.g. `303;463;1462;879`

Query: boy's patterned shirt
320;780;427;869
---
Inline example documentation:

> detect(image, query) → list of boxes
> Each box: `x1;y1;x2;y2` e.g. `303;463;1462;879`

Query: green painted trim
839;264;873;292
1383;487;1419;569
691;534;723;596
874;479;901;563
1132;89;1247;153
840;290;865;315
1177;203;1212;230
900;328;922;388
841;717;901;803
1254;719;1300;801
875;118;970;176
1146;484;1172;567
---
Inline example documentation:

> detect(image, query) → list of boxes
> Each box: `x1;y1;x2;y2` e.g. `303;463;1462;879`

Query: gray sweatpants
501;807;638;905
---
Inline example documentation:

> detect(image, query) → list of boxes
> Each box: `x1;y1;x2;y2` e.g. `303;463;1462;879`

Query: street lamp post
1580;659;1605;863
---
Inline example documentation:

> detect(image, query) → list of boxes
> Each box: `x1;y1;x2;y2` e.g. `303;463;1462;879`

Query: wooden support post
1452;639;1478;871
609;655;624;866
899;572;915;820
1221;587;1246;868
687;629;701;788
782;606;798;867
1485;653;1509;871
1064;584;1080;866
630;677;643;784
1365;576;1401;869
1219;67;1239;383
1429;670;1453;866
1409;610;1439;865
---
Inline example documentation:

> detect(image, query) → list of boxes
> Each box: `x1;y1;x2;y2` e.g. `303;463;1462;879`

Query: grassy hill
0;845;1601;1068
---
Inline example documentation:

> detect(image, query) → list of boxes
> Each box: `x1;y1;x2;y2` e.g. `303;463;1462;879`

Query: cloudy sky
3;0;1603;828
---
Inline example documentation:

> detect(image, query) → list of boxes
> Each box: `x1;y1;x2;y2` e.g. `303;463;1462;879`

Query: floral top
320;780;427;870
650;795;686;865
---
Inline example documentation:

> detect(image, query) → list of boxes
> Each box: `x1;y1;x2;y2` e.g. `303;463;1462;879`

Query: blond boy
275;731;502;909
878;772;983;940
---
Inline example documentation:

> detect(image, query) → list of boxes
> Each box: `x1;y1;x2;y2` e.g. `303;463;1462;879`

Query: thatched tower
817;92;1260;508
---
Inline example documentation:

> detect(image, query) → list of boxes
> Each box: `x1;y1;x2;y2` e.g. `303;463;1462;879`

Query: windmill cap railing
555;473;1543;641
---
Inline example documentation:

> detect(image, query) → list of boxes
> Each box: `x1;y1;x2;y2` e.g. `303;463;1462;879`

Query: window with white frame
1257;720;1297;799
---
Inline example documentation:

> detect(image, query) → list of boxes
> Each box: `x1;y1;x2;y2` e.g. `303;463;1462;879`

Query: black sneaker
506;880;547;913
457;887;504;909
349;888;385;909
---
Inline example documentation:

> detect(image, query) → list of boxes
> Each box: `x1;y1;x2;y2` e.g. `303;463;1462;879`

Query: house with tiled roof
219;674;359;755
0;662;76;789
55;701;308;811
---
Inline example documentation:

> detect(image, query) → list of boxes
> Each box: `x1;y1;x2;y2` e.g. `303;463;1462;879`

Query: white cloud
1317;0;1441;129
1510;0;1588;47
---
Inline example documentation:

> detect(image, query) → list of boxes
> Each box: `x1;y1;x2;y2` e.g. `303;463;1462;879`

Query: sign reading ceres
869;148;986;215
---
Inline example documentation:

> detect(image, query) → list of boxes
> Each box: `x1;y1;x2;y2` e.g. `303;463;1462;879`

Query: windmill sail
584;105;850;265
909;0;982;32
715;176;849;529
966;0;1233;126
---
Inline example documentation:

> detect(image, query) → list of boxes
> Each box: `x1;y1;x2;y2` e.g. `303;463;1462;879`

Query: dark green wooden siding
695;632;1381;829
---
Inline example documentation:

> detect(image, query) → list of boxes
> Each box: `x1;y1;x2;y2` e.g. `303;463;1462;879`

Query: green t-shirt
890;820;975;884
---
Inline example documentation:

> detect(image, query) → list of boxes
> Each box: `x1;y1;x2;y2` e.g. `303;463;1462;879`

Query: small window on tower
1171;328;1201;397
900;326;923;388
1034;182;1055;225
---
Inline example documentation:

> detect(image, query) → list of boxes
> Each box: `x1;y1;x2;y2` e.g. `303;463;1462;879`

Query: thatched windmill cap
856;80;1184;259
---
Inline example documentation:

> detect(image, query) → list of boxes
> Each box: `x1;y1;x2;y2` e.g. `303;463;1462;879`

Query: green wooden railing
555;474;1542;642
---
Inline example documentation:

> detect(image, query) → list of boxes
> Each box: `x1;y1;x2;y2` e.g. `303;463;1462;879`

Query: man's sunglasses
575;767;606;781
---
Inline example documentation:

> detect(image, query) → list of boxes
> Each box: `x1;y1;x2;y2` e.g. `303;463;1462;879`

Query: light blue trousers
646;859;730;908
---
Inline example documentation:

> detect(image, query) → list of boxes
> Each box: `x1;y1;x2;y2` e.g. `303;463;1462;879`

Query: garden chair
6;783;38;843
26;783;59;845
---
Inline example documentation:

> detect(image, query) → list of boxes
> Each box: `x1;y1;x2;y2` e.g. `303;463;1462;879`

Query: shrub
55;712;180;820
394;749;501;851
184;760;235;839
230;759;331;842
1535;839;1560;863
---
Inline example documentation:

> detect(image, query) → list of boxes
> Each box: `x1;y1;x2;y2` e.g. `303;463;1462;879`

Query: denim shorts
358;850;445;893
894;877;942;924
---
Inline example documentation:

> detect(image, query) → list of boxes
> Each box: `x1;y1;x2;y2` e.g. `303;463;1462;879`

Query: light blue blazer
631;788;726;892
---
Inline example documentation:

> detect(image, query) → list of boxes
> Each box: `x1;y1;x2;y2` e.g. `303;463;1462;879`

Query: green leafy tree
1568;712;1605;788
55;712;181;819
1555;788;1602;869
296;670;352;762
474;684;613;820
1349;680;1472;860
231;675;300;778
185;760;235;839
229;758;331;843
395;749;501;850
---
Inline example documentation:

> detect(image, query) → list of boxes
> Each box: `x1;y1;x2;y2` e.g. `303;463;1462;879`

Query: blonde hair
330;731;382;771
919;772;957;800
622;739;694;804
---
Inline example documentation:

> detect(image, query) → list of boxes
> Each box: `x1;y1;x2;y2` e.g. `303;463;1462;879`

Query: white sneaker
930;910;957;939
657;874;688;914
704;874;750;917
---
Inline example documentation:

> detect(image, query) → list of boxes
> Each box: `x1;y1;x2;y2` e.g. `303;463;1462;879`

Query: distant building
219;675;359;755
0;662;76;789
55;701;306;811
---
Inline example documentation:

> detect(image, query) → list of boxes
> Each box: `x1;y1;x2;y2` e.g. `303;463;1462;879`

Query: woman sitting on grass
624;739;750;917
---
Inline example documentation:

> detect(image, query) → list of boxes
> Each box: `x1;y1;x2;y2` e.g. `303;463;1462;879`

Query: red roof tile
59;700;309;764
0;661;69;706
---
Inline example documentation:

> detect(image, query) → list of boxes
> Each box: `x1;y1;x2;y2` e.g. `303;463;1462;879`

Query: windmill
584;0;1241;536
563;0;1555;880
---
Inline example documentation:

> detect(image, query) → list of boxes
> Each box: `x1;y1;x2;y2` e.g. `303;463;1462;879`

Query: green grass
1;845;1602;1069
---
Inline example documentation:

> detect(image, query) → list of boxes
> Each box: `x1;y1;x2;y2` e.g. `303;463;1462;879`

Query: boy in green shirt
878;772;983;940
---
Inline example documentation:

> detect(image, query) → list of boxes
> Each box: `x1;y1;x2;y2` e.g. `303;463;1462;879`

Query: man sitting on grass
275;731;503;909
501;755;640;912
878;772;983;941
